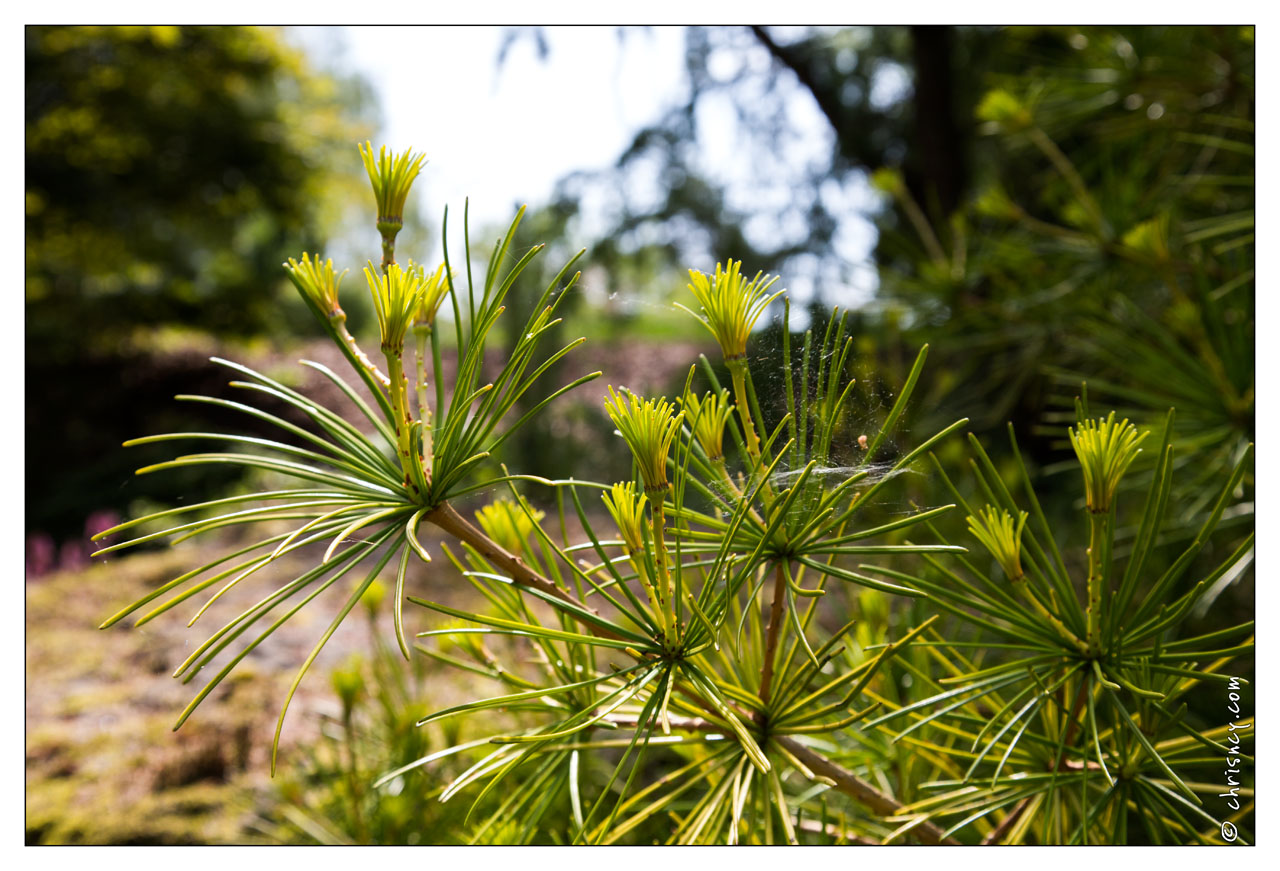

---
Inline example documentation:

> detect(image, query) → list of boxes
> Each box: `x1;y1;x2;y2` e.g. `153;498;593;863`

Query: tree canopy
26;25;374;360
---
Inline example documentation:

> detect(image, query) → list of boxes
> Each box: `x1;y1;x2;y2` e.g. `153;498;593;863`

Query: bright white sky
295;26;688;235
290;25;883;310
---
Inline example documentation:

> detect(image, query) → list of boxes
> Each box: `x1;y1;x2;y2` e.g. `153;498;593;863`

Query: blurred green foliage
26;26;374;541
26;25;371;356
875;26;1253;438
867;27;1254;640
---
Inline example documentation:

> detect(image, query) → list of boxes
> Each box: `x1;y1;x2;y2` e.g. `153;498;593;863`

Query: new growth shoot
359;141;426;271
604;388;684;645
1069;412;1148;652
678;261;784;467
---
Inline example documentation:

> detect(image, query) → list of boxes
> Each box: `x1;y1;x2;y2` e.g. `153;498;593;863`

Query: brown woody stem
425;502;621;641
758;560;787;706
981;796;1029;845
771;737;959;845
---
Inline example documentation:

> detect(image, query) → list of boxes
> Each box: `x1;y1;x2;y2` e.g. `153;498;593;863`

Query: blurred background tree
26;25;375;549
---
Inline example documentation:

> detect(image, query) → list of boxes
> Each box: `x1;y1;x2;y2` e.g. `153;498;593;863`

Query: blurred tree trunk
750;25;968;218
908;25;965;218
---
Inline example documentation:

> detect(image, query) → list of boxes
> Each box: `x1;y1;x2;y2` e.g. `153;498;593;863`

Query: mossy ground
25;528;455;844
28;547;284;843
